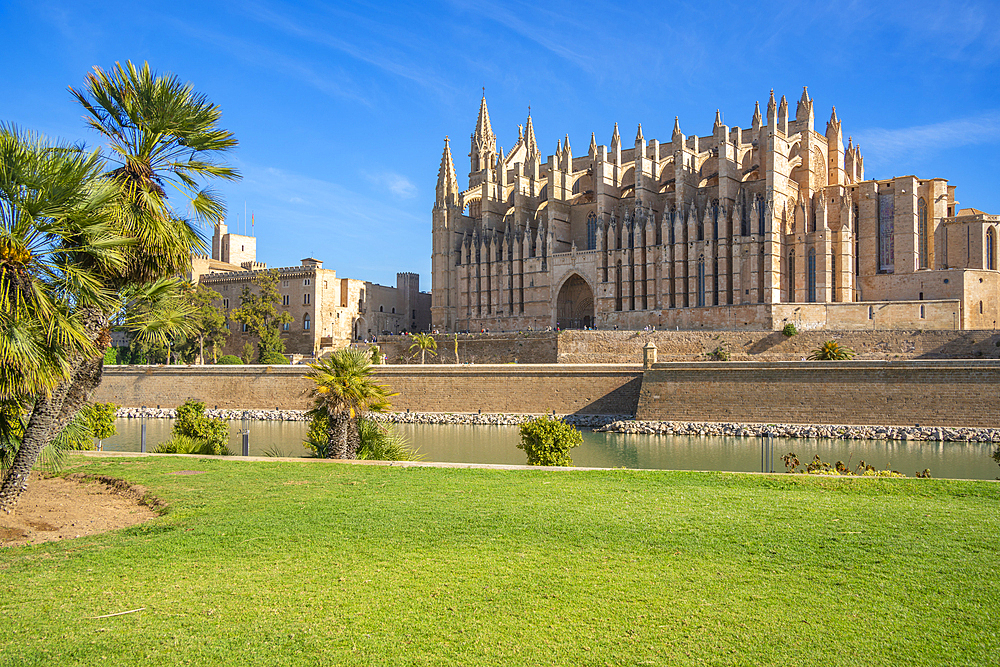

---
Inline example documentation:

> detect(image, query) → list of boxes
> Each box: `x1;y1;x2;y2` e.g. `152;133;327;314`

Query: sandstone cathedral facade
431;90;1000;332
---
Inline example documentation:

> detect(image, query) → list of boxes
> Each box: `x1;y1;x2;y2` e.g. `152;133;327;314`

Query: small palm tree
305;348;396;459
807;340;856;360
409;332;437;364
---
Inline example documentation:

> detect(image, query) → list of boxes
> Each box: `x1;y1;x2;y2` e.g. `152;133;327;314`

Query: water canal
98;418;1000;480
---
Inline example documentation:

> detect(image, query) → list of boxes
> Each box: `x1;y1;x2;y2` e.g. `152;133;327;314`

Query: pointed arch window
740;193;750;236
586;212;597;250
712;201;719;241
697;219;704;242
809;195;817;233
669;210;676;245
303;313;311;330
788;249;796;302
987;227;996;271
918;198;928;269
757;197;766;236
807;248;817;303
697;258;706;307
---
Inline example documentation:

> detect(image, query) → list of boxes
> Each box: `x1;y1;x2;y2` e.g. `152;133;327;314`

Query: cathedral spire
752;101;762;131
524;108;538;158
672;116;681;141
714;109;722;130
767;89;776;125
474;94;495;146
589;132;597;157
635;123;644;144
611;122;620;150
436;136;459;207
563;134;572;166
795;86;813;123
827;106;842;140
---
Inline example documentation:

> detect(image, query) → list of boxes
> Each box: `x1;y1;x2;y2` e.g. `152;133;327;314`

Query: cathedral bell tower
469;94;496;188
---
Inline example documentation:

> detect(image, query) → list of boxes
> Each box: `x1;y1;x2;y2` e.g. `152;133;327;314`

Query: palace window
283;322;290;331
918;198;928;269
987;227;996;271
303;314;311;330
282;295;289;306
303;278;311;286
242;323;249;333
303;293;311;305
223;298;229;309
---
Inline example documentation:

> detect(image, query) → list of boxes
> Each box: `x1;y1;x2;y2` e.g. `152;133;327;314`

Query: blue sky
2;0;999;287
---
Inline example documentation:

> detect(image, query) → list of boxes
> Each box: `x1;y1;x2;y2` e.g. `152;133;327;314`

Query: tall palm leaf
70;60;240;283
305;348;396;459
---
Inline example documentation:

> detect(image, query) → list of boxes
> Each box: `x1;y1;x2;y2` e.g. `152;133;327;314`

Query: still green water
98;418;1000;480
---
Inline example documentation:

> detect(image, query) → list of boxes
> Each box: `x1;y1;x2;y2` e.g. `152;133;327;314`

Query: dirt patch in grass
0;472;160;547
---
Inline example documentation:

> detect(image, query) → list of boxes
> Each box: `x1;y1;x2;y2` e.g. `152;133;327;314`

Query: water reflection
100;419;1000;480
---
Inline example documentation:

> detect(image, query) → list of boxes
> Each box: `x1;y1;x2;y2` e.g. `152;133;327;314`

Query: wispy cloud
237;2;457;96
160;17;373;106
363;170;418;199
854;111;1000;162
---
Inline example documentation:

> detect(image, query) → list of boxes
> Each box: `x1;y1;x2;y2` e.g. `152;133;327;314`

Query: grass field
2;455;998;666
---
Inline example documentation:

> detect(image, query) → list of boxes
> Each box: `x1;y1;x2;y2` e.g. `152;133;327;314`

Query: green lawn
2;456;998;666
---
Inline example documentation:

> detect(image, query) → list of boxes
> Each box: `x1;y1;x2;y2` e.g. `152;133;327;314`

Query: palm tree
1;62;239;512
807;340;856;360
305;348;396;459
409;332;437;364
0;125;128;511
70;60;240;283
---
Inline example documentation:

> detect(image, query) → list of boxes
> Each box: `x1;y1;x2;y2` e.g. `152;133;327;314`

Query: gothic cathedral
432;91;1000;332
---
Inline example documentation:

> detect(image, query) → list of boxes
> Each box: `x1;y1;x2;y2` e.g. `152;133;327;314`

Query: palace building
431;91;1000;332
190;221;430;358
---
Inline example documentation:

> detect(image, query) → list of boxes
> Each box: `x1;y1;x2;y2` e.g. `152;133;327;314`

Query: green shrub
705;345;730;361
259;351;289;364
216;355;243;365
154;434;232;456
172;400;230;455
807;340;856;360
782;323;798;337
103;347;118;364
518;416;583;466
303;414;417;461
782;452;910;477
370;345;382;364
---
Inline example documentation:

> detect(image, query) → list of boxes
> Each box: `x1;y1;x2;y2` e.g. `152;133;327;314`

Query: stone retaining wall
636;360;1000;428
95;365;644;416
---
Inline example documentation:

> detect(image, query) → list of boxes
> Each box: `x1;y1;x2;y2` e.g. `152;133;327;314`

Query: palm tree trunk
198;335;205;365
0;352;105;513
421;348;426;364
325;413;352;459
0;310;107;513
344;418;361;459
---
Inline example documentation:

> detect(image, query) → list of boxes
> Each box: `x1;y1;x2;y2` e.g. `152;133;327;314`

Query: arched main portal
556;274;595;329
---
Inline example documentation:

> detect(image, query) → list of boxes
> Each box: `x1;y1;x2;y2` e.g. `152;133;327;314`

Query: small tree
230;270;293;363
169;399;230;454
409;333;437;364
184;283;229;364
808;340;856;360
518;416;583;466
82;402;118;451
453;333;460;364
782;323;798;337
